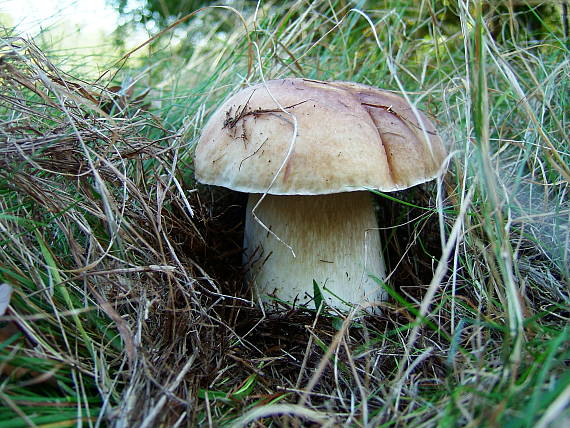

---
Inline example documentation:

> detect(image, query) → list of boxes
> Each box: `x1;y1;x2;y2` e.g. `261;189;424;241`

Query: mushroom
194;78;446;311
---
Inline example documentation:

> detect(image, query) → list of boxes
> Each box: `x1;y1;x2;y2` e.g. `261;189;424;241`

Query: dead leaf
0;283;14;316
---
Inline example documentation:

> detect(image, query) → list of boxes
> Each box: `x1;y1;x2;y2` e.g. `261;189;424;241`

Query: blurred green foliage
113;0;213;26
108;0;565;45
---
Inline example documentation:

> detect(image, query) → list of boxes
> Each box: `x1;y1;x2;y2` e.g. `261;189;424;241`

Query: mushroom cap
195;78;446;195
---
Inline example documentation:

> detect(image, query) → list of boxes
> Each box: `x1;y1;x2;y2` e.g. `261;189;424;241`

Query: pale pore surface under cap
195;78;446;195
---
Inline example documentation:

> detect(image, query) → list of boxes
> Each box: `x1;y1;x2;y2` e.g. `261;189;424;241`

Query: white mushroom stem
244;192;387;311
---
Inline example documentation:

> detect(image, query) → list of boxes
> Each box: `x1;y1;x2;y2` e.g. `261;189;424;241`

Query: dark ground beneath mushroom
141;183;459;425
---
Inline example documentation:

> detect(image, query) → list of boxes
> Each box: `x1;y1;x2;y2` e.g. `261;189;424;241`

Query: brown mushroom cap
195;78;446;195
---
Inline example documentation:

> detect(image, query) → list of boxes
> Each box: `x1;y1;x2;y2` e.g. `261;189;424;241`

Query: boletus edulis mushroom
194;78;446;312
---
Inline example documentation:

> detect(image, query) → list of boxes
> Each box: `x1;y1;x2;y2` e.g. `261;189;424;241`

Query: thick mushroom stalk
244;192;386;311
